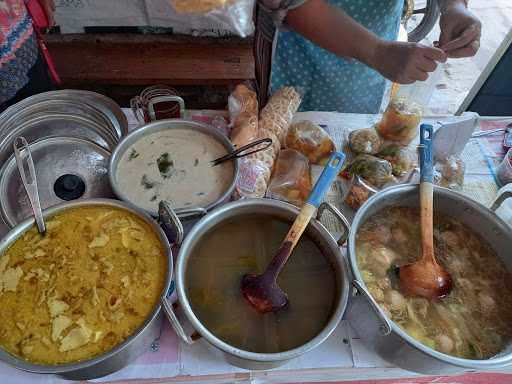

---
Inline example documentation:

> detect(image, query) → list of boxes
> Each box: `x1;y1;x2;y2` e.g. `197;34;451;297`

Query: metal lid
0;90;128;140
0;136;114;227
0;113;118;166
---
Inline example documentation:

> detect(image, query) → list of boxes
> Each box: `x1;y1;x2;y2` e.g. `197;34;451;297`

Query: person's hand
370;41;447;84
437;2;481;58
39;0;56;26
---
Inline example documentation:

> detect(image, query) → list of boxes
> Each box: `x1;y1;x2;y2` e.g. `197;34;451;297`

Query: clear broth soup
356;206;512;359
186;215;337;353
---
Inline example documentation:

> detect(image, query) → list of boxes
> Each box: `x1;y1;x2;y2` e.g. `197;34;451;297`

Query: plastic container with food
285;120;336;164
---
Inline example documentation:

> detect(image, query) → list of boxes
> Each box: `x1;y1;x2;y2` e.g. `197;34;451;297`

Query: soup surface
116;129;234;212
356;206;512;359
0;206;167;365
186;216;337;353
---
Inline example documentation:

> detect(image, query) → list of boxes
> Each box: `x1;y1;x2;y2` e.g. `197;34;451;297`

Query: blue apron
271;0;404;113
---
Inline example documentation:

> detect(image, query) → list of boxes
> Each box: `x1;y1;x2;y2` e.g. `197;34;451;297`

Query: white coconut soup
116;128;234;212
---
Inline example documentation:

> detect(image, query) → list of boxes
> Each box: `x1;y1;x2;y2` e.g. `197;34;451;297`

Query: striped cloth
0;0;38;104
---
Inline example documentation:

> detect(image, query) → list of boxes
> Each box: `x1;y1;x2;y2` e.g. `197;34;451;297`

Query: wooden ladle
241;151;346;314
399;124;453;300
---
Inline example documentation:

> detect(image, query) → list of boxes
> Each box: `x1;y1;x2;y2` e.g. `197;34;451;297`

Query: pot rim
0;198;173;375
175;198;350;362
108;118;239;217
348;184;512;368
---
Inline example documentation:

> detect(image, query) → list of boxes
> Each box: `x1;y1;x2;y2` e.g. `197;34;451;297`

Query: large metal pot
164;199;351;370
0;199;179;380
109;119;238;220
346;184;512;374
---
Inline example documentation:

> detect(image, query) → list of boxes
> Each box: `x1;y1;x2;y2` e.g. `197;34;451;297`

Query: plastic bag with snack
344;175;379;211
234;157;272;199
376;96;423;145
377;144;417;177
434;155;465;191
285;120;335;164
229;84;259;148
344;154;394;188
260;87;302;145
267;149;312;207
348;127;382;155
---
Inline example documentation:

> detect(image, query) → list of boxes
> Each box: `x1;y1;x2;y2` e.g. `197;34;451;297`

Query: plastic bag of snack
229;84;259;148
285;120;335;164
234;157;272;199
344;176;379;211
345;154;394;188
376;96;422;145
348;127;382;155
260;87;302;145
434;155;465;191
167;0;255;37
267;149;312;207
378;144;417;177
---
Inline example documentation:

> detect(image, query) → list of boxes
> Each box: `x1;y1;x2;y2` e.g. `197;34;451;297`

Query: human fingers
421;46;448;63
446;39;480;58
440;24;480;52
416;56;438;73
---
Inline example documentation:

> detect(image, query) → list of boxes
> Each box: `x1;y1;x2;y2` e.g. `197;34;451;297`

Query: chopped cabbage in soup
356;207;512;359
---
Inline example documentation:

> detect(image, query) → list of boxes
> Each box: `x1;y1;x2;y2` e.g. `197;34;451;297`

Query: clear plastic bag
234;157;272;199
229;84;259;148
348;127;382;155
434;155;465;191
267;149;312;207
376;64;442;145
344;176;378;211
260;87;302;146
376;96;423;145
345;154;394;188
285;120;335;164
166;0;255;37
377;144;417;177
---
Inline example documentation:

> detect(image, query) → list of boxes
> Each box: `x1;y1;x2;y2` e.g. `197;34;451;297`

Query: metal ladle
14;136;46;234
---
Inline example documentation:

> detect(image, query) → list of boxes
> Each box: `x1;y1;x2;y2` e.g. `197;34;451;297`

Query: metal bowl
109;119;239;218
346;184;512;374
0;199;174;380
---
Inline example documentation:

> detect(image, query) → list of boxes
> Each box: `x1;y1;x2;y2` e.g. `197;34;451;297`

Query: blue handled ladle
399;124;453;300
241;151;346;313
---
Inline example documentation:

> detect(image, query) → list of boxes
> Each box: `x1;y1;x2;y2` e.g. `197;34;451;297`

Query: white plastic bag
158;0;255;37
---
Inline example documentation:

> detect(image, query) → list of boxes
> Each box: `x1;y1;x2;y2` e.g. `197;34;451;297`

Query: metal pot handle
148;96;185;121
130;96;145;124
316;202;350;246
353;280;392;336
158;201;184;246
161;297;195;345
491;191;512;212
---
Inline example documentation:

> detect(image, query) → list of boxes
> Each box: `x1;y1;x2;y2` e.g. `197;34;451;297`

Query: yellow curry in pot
0;206;167;365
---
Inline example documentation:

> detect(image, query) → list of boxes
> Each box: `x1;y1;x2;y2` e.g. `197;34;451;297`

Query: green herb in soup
356;207;512;359
186;216;336;353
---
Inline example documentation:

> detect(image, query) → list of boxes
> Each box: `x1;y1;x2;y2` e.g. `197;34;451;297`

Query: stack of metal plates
0;90;129;236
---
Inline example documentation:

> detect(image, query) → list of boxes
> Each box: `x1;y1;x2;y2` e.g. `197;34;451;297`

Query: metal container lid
0;90;128;140
0;136;114;227
0;113;118;166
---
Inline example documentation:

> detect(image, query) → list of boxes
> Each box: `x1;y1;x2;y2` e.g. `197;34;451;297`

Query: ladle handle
267;152;346;277
419;124;434;262
13;137;46;234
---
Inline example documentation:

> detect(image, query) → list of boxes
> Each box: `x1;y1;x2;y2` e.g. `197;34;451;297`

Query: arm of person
282;0;447;84
436;0;481;58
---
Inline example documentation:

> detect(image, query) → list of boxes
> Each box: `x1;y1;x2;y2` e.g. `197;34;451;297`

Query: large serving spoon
241;151;346;314
13;136;46;234
399;124;452;299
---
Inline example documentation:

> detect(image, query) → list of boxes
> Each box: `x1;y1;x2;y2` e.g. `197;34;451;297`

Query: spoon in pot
241;151;346;314
14;136;46;234
399;124;452;300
